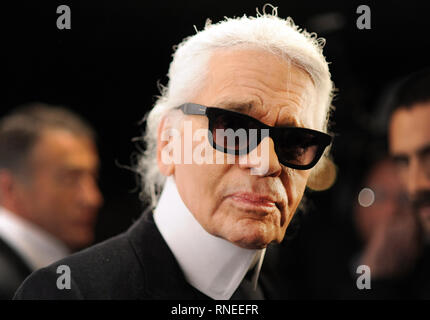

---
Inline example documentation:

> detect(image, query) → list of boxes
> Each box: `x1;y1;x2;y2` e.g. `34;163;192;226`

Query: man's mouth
412;191;430;222
226;191;288;226
229;192;277;209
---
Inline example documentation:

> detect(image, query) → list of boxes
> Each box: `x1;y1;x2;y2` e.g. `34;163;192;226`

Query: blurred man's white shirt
0;206;69;271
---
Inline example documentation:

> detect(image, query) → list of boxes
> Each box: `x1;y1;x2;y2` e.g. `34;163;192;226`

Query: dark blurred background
2;0;430;247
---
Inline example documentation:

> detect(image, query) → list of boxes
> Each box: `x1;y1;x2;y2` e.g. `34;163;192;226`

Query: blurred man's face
17;129;103;249
159;49;319;249
355;159;409;242
389;103;430;238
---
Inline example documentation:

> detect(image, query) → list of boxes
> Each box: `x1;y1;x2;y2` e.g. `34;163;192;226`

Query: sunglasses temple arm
180;103;207;115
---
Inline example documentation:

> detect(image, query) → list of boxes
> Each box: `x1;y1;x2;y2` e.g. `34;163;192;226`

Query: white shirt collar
153;176;265;300
0;206;70;271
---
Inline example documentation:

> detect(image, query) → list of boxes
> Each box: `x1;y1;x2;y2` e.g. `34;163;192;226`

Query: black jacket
14;209;280;300
0;237;32;299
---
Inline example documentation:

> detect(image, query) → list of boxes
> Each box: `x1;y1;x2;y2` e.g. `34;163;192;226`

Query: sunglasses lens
206;107;329;168
276;130;321;167
211;110;259;153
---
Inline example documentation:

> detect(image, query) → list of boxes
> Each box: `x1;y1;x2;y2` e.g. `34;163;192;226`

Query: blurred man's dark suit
14;208;281;299
0;238;32;299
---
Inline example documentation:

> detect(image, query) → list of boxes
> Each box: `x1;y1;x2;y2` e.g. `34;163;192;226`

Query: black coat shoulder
13;210;206;300
13;231;146;299
0;237;32;299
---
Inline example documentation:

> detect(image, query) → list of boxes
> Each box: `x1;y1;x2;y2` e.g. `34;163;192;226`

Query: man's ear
0;169;19;207
306;157;337;191
156;115;177;177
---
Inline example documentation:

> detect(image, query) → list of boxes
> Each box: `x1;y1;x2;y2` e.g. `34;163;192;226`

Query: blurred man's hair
390;68;430;115
0;102;95;176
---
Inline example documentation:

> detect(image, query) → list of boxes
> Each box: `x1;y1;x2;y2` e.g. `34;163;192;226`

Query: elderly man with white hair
14;8;335;300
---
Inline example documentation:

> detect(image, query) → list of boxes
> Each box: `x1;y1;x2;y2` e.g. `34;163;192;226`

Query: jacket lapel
126;208;210;299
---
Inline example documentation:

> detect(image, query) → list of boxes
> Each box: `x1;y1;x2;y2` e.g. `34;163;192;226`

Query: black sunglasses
177;103;332;170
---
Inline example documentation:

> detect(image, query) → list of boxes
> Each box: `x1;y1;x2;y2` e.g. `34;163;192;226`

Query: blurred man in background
275;68;430;299
387;69;430;298
0;103;103;299
352;156;420;298
349;70;430;298
354;157;418;277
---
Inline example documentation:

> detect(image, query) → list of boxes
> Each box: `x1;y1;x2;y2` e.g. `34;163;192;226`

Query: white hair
137;7;335;208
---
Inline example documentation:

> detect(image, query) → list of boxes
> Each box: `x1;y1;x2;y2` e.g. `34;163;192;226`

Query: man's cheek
292;172;309;198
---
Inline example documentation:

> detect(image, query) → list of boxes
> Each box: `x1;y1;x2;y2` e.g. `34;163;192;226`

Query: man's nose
238;137;282;177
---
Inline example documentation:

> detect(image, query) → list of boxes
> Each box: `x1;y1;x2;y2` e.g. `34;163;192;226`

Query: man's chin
224;220;283;249
66;231;95;250
235;241;269;250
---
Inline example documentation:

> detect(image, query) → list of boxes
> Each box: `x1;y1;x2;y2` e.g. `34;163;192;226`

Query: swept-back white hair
137;7;335;208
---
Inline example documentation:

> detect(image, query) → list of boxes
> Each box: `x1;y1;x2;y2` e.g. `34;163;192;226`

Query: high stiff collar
153;176;265;300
